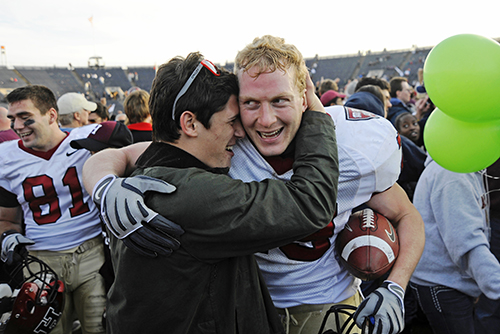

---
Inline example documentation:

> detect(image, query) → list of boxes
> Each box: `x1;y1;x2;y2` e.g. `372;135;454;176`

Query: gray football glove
93;174;184;258
354;280;405;334
1;231;35;266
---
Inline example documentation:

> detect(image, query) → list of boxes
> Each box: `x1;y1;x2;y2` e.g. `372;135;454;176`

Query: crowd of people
0;34;498;334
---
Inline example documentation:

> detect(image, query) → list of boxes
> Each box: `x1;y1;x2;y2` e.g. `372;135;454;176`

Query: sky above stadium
1;0;499;68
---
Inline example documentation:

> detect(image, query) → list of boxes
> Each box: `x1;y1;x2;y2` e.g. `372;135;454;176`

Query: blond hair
234;35;308;92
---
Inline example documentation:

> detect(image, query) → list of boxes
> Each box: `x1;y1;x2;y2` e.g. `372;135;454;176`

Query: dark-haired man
387;77;414;124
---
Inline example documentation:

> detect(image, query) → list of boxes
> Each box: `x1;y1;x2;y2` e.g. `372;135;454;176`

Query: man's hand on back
93;174;184;258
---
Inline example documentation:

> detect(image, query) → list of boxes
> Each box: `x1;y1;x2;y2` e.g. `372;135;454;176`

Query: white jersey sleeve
0;125;103;251
229;106;402;308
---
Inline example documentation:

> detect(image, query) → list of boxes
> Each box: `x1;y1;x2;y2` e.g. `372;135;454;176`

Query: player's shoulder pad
326;106;398;142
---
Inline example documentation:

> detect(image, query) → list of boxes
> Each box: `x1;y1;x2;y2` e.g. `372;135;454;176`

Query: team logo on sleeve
344;107;379;121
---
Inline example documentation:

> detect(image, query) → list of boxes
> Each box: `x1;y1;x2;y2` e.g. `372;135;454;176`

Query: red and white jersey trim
0;125;103;251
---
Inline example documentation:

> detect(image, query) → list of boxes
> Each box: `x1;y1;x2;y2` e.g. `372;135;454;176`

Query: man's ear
48;108;58;124
73;111;81;123
179;111;198;138
301;89;307;112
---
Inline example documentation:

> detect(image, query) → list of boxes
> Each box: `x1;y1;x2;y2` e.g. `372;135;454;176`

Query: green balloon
424;34;500;123
424;108;500;173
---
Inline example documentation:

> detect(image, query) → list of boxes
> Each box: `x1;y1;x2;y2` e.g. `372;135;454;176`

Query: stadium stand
306;54;362;87
1;39;498;102
0;66;26;98
124;67;156;93
74;67;133;99
47;68;88;95
16;67;81;99
357;50;409;79
403;47;433;84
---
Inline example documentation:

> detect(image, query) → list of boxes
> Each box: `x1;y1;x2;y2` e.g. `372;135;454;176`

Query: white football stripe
341;236;396;263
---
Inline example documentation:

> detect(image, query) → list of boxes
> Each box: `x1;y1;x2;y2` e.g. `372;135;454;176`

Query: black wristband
0;230;20;243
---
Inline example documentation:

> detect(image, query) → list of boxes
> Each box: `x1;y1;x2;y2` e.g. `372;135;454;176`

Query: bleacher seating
306;55;361;87
357;50;408;77
125;67;156;93
74;67;132;99
5;40;494;101
403;47;433;85
15;67;88;99
46;68;87;97
0;67;26;91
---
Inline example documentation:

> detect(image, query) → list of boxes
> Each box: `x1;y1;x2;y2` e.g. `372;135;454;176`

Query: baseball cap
415;85;426;94
70;121;133;152
57;93;97;115
320;90;347;106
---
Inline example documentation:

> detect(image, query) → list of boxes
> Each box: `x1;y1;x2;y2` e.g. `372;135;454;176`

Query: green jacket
107;110;339;334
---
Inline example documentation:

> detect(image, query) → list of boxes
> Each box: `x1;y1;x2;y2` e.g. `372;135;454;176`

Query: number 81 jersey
0;126;102;251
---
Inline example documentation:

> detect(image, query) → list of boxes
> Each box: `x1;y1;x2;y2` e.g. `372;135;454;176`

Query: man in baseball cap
320;90;346;106
57;92;97;132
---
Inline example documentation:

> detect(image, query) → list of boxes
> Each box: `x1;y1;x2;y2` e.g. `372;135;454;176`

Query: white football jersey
229;106;402;308
0;125;103;251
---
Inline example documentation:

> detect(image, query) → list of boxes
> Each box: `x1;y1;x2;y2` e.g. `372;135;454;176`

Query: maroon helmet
1;255;64;334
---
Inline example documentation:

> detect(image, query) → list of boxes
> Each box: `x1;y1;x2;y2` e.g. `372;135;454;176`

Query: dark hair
355;77;390;92
356;85;384;104
394;111;416;131
6;85;58;115
389;77;408;97
150;52;239;143
124;90;150;124
319;79;339;95
92;101;110;120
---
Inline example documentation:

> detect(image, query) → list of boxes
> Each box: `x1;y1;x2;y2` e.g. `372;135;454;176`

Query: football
336;208;399;281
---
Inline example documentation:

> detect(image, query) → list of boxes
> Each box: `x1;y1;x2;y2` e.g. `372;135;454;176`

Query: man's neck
263;155;294;175
33;127;67;152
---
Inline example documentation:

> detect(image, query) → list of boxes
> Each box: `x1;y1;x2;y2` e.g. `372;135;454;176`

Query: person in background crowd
387;77;414;125
88;101;110;124
115;113;128;124
57;92;96;132
320;89;346;106
393;111;421;146
410;156;500;334
354;77;392;116
318;78;340;95
474;158;500;333
124;89;152;142
0;106;18;143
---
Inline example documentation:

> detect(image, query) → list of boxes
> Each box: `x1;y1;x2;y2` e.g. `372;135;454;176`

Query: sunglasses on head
171;59;220;120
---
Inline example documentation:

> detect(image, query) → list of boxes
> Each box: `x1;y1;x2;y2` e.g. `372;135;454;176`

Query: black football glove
92;174;184;258
353;280;405;334
1;231;35;266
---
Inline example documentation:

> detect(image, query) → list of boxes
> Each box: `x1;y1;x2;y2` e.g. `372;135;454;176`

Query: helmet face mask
319;304;371;334
1;255;64;334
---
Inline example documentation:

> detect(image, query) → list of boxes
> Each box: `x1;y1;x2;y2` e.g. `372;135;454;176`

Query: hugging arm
83;142;184;258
